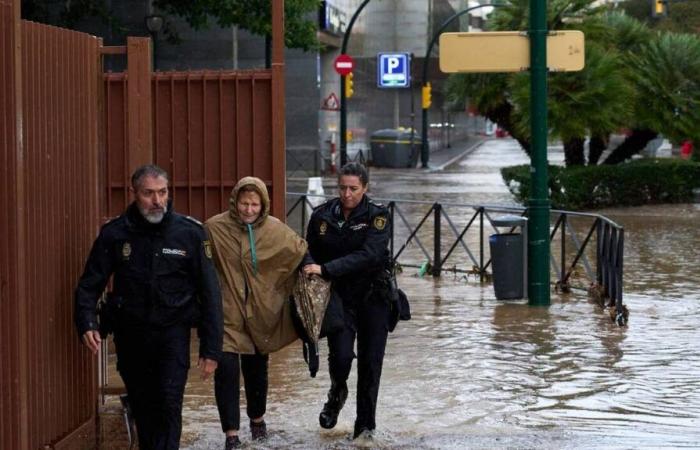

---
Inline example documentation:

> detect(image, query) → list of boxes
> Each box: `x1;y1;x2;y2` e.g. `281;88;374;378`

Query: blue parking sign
377;53;411;88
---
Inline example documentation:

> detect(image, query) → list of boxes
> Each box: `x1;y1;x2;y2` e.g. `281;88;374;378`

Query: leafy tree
21;0;320;52
153;0;320;51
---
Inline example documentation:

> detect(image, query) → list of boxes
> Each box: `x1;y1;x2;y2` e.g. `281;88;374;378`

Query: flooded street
107;139;700;448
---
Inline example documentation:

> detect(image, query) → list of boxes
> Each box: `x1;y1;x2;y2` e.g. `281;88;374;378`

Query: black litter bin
489;215;528;300
370;129;419;168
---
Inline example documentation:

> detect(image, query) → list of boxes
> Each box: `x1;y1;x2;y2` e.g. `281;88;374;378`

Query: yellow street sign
439;30;585;73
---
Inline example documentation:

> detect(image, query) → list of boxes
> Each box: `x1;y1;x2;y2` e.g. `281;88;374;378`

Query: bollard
306;177;325;220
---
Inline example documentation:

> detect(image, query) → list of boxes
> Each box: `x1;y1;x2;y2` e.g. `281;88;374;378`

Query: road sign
334;54;354;75
377;52;411;88
439;31;585;73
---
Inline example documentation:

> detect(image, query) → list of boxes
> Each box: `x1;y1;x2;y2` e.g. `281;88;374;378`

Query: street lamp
145;14;163;69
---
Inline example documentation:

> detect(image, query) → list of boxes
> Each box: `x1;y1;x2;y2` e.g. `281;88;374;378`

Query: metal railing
287;193;626;326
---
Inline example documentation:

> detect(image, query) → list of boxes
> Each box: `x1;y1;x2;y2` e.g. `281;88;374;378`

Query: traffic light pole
340;0;371;167
528;0;550;305
421;3;501;168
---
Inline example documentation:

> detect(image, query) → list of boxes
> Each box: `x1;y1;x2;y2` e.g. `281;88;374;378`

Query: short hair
338;162;369;186
131;165;169;190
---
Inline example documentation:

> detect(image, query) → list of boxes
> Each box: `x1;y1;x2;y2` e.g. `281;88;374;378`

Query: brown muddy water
104;139;700;448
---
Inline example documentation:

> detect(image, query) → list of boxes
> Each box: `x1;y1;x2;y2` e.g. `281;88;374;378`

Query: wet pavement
103;138;700;449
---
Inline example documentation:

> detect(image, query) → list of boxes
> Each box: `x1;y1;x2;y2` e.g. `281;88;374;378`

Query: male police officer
74;165;223;450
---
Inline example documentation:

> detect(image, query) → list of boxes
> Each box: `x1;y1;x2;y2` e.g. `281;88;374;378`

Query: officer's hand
303;264;322;276
82;330;102;355
198;357;218;381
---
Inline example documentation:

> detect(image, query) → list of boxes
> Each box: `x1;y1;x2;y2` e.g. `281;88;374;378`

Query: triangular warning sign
321;93;340;111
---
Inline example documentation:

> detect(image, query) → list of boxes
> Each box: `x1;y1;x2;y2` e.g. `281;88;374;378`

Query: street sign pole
528;0;550;305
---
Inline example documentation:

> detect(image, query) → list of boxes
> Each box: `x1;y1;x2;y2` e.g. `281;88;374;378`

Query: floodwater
111;139;700;448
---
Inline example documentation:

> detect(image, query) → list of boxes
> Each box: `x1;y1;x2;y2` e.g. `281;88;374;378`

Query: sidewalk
419;134;488;170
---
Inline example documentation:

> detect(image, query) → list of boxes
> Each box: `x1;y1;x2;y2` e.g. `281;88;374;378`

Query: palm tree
446;0;635;166
605;32;700;163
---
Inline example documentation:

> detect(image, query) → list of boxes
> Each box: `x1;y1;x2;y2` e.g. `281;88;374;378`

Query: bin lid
492;214;528;227
370;128;418;141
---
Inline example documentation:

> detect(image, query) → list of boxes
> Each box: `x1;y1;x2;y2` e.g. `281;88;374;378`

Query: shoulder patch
184;215;203;227
203;240;213;259
373;215;387;230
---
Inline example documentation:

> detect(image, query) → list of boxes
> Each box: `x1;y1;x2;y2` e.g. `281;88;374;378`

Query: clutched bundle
291;272;332;377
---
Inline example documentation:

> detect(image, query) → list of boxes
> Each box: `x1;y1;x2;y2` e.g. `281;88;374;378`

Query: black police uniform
74;201;223;450
305;195;392;437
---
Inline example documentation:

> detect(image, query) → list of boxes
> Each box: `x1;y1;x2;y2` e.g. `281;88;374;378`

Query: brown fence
1;3;102;449
1;1;286;448
104;70;278;222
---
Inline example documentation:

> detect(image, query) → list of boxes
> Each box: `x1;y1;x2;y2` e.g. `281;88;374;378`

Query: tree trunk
603;129;658;165
588;134;608;165
563;137;585;167
485;102;531;156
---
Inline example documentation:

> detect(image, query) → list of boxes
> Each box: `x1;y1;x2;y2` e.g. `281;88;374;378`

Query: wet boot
250;419;267;441
353;424;373;440
319;382;348;429
224;435;241;450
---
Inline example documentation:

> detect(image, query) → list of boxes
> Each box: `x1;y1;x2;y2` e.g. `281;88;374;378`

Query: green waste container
370;129;419;168
489;215;528;300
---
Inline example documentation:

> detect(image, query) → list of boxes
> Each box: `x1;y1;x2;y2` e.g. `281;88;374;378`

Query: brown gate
102;4;286;222
1;1;102;448
104;69;281;221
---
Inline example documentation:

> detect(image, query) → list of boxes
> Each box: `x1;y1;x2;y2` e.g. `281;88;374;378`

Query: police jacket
74;201;223;361
305;195;391;303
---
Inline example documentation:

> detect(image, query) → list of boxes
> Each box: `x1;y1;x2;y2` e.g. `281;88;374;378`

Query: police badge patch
203;240;213;259
373;216;387;230
122;242;131;260
319;221;328;235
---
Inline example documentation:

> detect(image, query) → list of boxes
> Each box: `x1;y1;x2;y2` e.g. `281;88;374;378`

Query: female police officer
303;162;392;440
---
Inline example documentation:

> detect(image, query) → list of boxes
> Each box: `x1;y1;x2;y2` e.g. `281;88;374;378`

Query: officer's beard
139;204;167;224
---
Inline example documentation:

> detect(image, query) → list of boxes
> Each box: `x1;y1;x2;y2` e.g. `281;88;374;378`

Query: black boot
319;382;348;429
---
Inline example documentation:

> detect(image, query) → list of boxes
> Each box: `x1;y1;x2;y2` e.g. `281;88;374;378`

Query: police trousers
114;323;191;450
327;293;390;432
214;351;269;432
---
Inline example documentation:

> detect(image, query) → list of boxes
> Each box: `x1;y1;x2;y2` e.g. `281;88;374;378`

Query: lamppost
145;13;163;69
420;3;501;168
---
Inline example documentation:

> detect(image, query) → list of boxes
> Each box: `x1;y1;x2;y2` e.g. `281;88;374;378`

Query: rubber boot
319;382;348;429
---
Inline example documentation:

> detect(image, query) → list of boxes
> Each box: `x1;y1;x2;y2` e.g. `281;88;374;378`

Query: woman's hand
303;264;322;276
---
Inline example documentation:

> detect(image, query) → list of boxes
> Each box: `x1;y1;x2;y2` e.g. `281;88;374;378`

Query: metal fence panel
0;17;101;449
105;70;275;222
0;1;25;448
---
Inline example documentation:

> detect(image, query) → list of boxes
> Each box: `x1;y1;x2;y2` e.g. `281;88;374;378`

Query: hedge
501;158;700;210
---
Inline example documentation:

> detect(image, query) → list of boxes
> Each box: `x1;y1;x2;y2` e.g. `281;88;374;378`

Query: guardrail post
301;194;307;237
479;207;484;282
389;201;395;265
560;213;566;286
433;202;442;277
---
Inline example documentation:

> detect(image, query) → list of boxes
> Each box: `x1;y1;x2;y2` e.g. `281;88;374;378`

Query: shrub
501;158;700;210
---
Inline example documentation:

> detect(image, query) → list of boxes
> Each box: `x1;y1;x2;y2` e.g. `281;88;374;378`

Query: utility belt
369;268;411;332
98;293;197;338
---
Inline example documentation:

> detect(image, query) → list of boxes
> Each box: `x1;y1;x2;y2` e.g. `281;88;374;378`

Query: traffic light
652;0;668;17
345;72;354;98
422;82;432;109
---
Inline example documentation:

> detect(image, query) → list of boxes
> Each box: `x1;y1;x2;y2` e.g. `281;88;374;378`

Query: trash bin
370;129;419;168
489;215;528;300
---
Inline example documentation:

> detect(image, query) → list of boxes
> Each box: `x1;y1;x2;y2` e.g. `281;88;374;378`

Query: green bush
501;158;700;210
